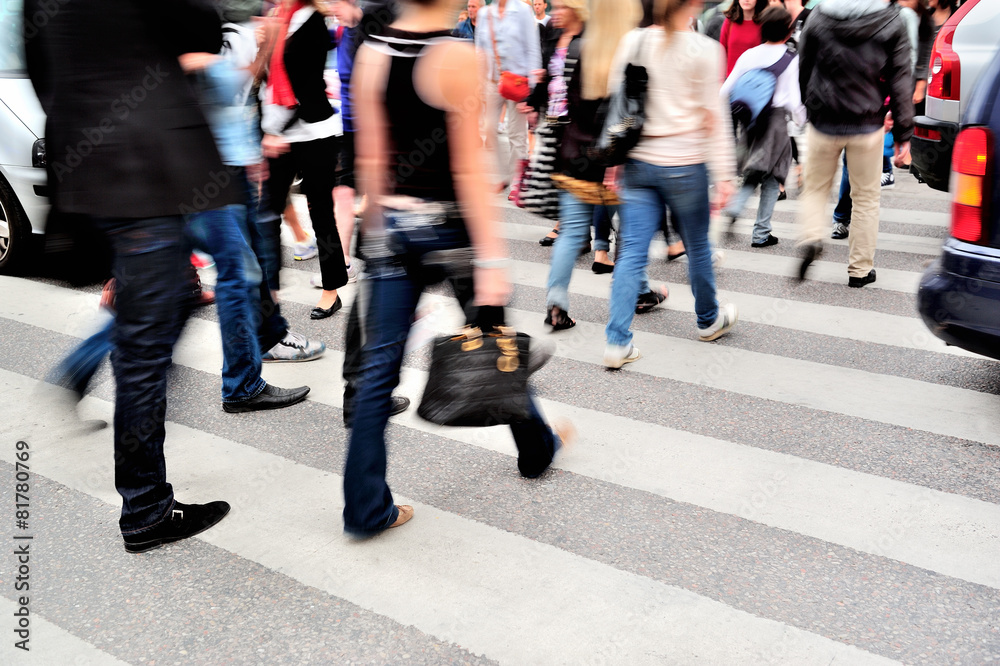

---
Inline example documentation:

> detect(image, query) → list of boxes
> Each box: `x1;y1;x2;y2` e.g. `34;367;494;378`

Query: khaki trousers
485;84;529;187
799;125;884;278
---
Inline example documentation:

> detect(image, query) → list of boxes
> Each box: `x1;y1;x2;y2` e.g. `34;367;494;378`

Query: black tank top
367;28;462;201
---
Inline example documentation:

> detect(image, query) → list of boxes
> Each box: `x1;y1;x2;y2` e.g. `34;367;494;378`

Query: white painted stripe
3;274;997;445
0;597;131;666
4;278;998;589
0;376;901;666
503;222;926;293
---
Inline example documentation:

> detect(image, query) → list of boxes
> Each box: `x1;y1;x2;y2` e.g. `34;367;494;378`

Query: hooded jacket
799;0;914;142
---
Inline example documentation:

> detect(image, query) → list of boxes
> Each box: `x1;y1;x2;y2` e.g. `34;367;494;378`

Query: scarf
268;1;307;108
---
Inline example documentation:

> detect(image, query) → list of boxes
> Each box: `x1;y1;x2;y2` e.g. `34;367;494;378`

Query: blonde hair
581;0;641;99
560;0;590;22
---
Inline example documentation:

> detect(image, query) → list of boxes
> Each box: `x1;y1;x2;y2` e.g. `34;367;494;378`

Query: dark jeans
592;205;615;253
185;203;265;403
95;215;192;535
239;167;289;352
343;212;559;535
268;135;348;292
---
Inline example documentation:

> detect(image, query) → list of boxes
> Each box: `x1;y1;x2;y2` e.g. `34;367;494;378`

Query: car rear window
0;0;27;77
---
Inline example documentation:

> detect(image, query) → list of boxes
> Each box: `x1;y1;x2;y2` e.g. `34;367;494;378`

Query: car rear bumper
911;116;959;193
918;240;1000;360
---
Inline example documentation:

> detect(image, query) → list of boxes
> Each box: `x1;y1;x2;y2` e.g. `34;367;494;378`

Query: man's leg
505;99;529;188
185;205;266;404
799;125;847;247
484;86;508;187
752;175;781;245
844;129;884;279
98;215;189;534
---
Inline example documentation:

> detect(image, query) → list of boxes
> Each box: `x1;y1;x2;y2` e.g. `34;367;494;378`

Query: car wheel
0;175;32;275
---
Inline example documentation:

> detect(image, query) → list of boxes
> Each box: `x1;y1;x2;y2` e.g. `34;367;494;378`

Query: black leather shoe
796;243;823;283
848;269;877;288
311;296;343;320
223;383;310;413
123;501;231;553
751;234;779;248
344;395;410;428
390;395;410;416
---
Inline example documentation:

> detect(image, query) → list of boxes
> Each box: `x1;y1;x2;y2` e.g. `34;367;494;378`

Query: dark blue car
917;48;1000;361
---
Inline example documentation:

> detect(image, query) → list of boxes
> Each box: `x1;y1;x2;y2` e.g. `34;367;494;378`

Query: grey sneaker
831;223;849;240
262;331;326;363
698;303;738;342
603;344;641;369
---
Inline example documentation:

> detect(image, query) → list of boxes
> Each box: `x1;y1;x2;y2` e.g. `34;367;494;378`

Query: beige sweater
609;28;736;183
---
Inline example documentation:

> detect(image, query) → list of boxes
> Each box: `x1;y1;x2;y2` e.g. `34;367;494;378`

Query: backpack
729;51;795;133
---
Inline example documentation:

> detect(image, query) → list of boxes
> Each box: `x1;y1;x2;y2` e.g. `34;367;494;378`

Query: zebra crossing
1;173;998;665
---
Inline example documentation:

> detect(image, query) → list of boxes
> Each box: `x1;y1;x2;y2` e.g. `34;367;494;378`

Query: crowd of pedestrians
26;0;931;548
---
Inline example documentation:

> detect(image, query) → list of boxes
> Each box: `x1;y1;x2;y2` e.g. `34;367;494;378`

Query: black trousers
267;134;349;291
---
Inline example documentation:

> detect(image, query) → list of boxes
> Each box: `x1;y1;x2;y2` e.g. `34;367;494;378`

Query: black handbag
592;30;649;166
418;324;533;427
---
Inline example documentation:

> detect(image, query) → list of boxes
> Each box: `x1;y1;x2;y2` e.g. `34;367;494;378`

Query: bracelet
472;257;511;269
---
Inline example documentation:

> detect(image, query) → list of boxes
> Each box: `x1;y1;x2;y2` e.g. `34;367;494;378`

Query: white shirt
536;15;550;26
720;43;807;128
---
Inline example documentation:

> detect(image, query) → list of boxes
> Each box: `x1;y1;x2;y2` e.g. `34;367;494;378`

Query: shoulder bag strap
764;50;795;77
487;9;503;81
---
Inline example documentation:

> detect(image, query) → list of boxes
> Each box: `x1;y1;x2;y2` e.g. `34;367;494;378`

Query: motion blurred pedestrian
796;0;914;288
24;0;233;552
604;0;739;369
346;0;570;535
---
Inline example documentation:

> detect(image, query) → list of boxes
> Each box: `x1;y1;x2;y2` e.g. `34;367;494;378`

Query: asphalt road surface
1;166;998;665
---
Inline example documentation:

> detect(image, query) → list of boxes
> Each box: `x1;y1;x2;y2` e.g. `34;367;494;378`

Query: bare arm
420;41;509;306
352;43;392;235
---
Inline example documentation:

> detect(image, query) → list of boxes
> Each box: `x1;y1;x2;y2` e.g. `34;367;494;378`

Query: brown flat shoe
389;505;414;528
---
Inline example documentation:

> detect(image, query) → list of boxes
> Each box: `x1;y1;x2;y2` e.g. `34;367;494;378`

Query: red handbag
488;11;530;102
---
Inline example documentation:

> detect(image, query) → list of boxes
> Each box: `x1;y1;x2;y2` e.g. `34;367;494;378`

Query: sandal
544;305;576;331
539;228;559;247
635;286;669;314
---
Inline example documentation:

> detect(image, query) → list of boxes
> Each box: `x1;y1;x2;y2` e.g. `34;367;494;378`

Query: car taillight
929;24;960;100
950;127;992;243
928;0;980;102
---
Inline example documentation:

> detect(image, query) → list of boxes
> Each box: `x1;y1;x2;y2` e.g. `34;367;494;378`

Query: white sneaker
262;331;326;363
294;235;317;261
698;303;738;342
712;249;726;269
603;344;641;369
310;274;323;289
346;263;359;284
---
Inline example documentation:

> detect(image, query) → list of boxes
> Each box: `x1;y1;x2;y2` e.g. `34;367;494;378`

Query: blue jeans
95;215;192;535
50;315;114;397
344;213;560;535
548;192;619;311
185;204;266;404
608;160;717;345
834;161;852;225
723;174;780;244
592;205;614;252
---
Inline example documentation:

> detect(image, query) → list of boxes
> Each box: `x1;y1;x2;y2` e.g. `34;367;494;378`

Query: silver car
0;0;48;273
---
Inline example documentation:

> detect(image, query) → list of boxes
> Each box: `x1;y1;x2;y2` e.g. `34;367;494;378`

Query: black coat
799;4;914;142
24;0;239;218
283;10;334;126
